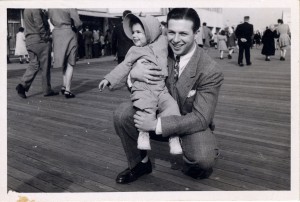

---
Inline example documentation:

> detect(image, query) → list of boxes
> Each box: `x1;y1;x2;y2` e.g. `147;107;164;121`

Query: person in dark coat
235;16;254;66
253;30;262;48
77;28;85;59
261;24;279;61
111;10;134;64
83;26;93;59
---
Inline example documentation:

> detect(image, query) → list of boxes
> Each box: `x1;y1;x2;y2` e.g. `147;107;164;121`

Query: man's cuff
155;117;162;135
127;74;133;88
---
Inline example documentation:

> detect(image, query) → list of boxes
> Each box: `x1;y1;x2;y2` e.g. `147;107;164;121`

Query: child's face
132;23;147;47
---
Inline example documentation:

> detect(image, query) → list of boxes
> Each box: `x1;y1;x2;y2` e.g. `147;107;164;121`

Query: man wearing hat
235;16;254;66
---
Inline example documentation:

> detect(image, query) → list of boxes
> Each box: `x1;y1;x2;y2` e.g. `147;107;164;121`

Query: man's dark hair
278;19;283;24
19;27;24;32
203;22;207;26
123;10;132;18
167;8;200;32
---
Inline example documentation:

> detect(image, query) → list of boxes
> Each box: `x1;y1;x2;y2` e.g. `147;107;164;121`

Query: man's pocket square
187;90;196;98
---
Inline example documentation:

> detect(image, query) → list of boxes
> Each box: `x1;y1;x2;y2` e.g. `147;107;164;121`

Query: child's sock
137;131;151;150
169;136;183;155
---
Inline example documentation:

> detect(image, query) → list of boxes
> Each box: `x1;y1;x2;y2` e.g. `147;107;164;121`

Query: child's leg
131;83;158;151
158;90;182;155
220;50;224;59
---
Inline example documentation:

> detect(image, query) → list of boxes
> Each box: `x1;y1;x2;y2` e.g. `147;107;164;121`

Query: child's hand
99;79;109;91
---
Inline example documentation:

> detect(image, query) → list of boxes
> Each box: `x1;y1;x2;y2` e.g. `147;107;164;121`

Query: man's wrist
155;117;162;135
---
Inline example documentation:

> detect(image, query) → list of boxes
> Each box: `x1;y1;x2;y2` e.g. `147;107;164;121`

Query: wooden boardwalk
7;47;291;192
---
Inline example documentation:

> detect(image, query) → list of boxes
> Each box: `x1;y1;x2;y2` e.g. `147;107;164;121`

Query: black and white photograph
1;0;299;201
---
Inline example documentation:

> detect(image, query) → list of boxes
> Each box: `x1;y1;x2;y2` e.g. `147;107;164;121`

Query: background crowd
194;17;291;63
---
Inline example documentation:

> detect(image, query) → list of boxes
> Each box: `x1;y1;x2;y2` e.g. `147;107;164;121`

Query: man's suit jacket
111;23;134;57
161;45;224;137
24;9;51;46
235;22;254;46
83;30;93;45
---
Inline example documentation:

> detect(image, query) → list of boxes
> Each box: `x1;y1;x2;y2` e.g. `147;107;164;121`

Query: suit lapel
176;46;202;107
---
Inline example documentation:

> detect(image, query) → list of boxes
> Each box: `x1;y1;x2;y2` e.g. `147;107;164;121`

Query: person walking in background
99;31;105;56
111;10;134;64
276;19;291;61
105;29;112;55
16;9;58;99
83;26;93;59
15;27;30;64
253;30;262;49
212;32;218;49
202;22;213;48
226;27;236;59
261;24;279;61
77;28;85;59
48;8;82;99
92;29;100;58
235;16;254;66
217;30;227;59
195;27;204;48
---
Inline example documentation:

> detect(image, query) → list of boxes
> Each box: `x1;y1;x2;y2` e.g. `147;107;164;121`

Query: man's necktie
174;56;180;82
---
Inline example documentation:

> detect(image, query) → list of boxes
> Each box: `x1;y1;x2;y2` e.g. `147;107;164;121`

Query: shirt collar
174;42;196;64
174;42;197;76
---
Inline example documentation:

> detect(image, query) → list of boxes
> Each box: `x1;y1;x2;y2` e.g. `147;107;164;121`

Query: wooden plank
7;166;66;193
8;150;116;192
8;175;42;193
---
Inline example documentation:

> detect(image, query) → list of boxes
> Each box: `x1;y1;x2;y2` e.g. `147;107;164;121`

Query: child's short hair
220;30;226;35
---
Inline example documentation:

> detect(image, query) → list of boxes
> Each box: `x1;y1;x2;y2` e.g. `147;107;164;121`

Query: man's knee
184;150;218;170
182;131;219;170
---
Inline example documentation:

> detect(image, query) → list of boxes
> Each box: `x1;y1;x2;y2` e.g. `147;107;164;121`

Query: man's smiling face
167;19;197;56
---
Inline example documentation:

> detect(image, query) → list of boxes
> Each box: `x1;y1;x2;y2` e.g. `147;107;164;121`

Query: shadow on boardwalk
7;47;291;193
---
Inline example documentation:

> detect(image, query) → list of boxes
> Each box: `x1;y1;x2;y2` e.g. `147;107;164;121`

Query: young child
217;30;228;59
226;27;236;59
99;14;182;155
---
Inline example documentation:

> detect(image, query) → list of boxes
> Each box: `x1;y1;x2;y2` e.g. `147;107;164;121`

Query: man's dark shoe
246;62;252;66
16;84;27;99
182;166;213;180
116;160;152;184
44;91;59;97
239;63;244;67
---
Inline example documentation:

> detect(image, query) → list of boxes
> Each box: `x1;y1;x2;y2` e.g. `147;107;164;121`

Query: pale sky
222;8;291;31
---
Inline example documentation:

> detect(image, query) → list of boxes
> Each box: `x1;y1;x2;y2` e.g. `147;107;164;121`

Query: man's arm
33;9;48;41
133;61;224;137
70;9;82;29
161;64;223;137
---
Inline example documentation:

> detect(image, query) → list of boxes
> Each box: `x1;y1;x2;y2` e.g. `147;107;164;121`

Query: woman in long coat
48;9;82;98
261;24;279;61
15;27;29;64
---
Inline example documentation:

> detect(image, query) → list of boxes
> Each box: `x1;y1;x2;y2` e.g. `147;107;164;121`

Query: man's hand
240;38;247;42
130;59;164;85
133;109;157;132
